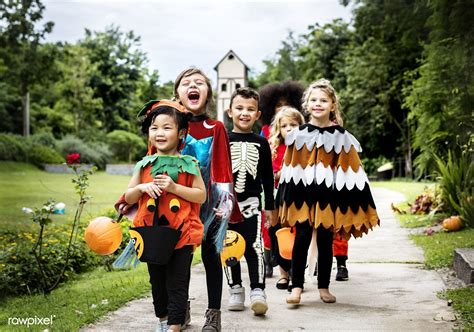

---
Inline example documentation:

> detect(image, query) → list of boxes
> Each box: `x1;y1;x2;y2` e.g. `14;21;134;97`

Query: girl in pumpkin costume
276;79;379;305
125;100;205;332
118;68;237;331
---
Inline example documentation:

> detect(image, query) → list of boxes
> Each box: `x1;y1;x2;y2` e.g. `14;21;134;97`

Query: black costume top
228;132;275;210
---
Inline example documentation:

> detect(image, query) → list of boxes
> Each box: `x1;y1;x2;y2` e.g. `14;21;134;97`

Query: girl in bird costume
276;79;379;305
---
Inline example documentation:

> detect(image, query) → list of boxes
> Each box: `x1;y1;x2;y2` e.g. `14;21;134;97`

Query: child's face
176;73;209;115
148;114;183;155
280;117;300;140
227;96;260;133
307;88;333;127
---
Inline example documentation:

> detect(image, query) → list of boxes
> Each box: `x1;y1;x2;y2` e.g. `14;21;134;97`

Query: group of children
118;68;379;332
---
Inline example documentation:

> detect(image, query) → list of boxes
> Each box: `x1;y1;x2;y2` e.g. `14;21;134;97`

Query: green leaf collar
134;154;200;182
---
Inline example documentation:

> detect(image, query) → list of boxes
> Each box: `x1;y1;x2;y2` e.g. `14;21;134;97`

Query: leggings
224;197;265;290
200;219;223;309
291;222;333;289
148;245;193;325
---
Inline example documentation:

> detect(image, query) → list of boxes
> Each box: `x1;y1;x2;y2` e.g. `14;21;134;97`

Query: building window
236;83;241;89
228;54;234;60
221;83;227;92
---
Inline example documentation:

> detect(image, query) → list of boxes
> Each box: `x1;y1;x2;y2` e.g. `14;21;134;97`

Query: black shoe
336;266;349;281
276;277;289;290
202;308;221;332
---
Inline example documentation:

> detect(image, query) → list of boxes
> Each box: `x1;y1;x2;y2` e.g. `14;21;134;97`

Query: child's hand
118;203;131;214
154;174;176;193
264;210;274;228
137;182;162;199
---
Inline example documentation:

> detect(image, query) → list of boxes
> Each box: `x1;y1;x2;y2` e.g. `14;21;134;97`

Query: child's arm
125;171;162;204
154;171;206;204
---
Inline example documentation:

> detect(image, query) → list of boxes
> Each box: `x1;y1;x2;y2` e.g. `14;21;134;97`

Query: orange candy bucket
275;227;295;260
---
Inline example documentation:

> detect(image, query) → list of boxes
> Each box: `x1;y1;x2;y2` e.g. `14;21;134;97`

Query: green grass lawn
0;162;204;330
371;179;435;203
0;249;202;331
0;162;130;232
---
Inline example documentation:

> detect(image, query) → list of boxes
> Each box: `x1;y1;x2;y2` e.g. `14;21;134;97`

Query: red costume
181;114;241;251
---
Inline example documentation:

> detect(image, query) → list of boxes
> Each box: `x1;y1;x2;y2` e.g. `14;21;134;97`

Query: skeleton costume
224;132;275;290
275;124;379;289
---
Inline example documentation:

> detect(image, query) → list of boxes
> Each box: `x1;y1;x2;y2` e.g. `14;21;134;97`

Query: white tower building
214;50;249;122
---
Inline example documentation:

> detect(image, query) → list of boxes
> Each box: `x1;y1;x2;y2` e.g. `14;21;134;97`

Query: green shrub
0;226;101;296
435;150;474;227
0;133;28;162
27;145;65;167
361;155;390;176
28;132;57;149
57;135;112;169
106;130;146;162
88;141;113;169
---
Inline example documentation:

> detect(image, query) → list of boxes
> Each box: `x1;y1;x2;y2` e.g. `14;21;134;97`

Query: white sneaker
250;288;268;315
156;319;168;332
228;285;245;311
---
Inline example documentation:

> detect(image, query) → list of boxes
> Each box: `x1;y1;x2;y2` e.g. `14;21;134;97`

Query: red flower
66;153;81;165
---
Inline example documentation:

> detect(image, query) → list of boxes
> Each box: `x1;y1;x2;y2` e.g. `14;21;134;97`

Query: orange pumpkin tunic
133;156;204;249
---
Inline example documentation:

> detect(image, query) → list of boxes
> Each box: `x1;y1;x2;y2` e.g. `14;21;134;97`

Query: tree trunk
22;91;30;137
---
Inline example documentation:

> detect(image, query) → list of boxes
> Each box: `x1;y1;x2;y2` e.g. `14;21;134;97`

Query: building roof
214;49;249;71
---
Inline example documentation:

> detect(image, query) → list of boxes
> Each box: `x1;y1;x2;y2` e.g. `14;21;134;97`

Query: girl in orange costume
124;100;205;332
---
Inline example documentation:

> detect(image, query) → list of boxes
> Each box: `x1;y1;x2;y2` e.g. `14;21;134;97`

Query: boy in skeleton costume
224;88;275;316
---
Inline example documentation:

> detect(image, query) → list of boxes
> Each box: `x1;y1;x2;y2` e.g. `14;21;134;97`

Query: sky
42;0;353;84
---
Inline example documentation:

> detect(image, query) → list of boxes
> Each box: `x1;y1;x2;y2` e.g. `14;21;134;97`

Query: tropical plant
435;150;473;227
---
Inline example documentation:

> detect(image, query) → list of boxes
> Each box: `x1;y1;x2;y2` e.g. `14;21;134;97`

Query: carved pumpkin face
129;229;144;258
153;193;191;226
220;230;246;267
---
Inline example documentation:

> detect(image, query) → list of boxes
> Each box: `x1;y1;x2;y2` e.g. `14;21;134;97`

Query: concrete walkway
83;188;454;331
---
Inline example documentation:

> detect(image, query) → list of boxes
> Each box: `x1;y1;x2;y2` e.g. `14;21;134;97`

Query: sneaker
249;288;268;315
184;299;191;327
228;285;245;311
156;319;168;332
336;266;349;281
202;308;221;332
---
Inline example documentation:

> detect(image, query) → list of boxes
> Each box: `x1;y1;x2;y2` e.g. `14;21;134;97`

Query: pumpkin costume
132;154;204;249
